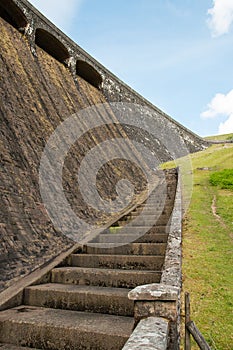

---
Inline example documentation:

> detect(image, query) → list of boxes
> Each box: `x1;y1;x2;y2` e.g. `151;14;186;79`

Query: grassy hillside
163;140;233;349
182;142;233;349
204;133;233;141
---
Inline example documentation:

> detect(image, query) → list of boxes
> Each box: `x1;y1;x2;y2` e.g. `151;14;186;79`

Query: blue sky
30;0;233;137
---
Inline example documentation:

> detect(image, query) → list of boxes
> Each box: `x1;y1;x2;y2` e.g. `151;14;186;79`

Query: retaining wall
125;169;183;350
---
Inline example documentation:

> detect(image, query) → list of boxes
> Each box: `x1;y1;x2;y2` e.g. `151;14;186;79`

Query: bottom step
0;306;134;350
0;346;39;350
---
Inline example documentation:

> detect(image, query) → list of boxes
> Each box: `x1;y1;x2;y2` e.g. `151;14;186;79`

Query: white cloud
201;90;233;119
201;89;233;135
29;0;83;33
218;114;233;134
207;0;233;37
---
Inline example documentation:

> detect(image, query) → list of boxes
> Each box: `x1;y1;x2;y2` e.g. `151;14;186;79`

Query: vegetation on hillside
210;169;233;190
204;133;233;141
163;141;233;350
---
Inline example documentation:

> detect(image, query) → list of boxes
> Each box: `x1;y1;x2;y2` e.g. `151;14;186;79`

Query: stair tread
53;266;160;273
51;266;161;287
0;306;134;338
25;283;131;297
71;254;164;258
70;254;164;269
24;284;134;316
93;233;168;244
101;226;168;230
82;242;166;248
82;242;166;256
0;345;39;350
81;242;166;248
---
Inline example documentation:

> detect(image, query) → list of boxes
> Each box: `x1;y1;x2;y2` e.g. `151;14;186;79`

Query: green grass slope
163;139;233;349
182;142;233;349
204;133;233;141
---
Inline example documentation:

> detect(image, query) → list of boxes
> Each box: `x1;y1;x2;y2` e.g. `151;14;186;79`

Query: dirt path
211;195;227;228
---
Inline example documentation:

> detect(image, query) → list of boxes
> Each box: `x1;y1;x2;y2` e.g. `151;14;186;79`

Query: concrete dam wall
0;0;208;292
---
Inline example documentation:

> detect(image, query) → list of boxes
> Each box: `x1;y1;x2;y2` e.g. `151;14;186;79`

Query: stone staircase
0;169;178;350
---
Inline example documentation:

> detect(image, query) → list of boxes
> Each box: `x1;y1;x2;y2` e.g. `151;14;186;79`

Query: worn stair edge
88;233;169;246
0;306;134;350
92;233;169;244
99;226;170;234
130;209;173;216
24;283;134;316
0;345;39;350
122;317;169;350
69;254;165;271
92;234;144;244
125;217;172;226
135;233;169;243
121;215;172;225
51;267;162;288
93;232;169;244
131;203;174;210
82;243;167;256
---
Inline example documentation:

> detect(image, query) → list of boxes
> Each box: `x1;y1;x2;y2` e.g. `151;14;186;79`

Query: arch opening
35;28;70;64
76;60;102;89
0;0;27;30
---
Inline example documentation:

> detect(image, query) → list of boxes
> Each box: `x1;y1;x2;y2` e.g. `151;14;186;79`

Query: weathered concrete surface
69;253;165;270
51;267;161;288
84;242;167;256
127;170;183;349
161;171;183;287
91;234;168;245
0;305;134;350
122;317;169;350
24;283;134;316
0;2;199;349
0;244;80;312
0;169;178;349
133;300;178;324
128;283;179;301
0;345;39;350
0;0;210;150
1;0;205;297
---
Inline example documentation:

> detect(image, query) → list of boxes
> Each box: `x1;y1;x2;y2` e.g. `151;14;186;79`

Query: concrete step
0;345;39;350
69;254;164;270
131;209;171;215
51;267;161;288
92;228;169;244
92;234;142;244
131;204;173;212
24;283;133;316
130;213;171;226
124;212;161;218
94;232;169;244
130;203;162;208
108;226;169;234
137;189;176;201
83;242;167;256
137;204;169;210
0;306;133;350
130;205;173;216
126;216;170;226
135;233;169;243
91;233;168;244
